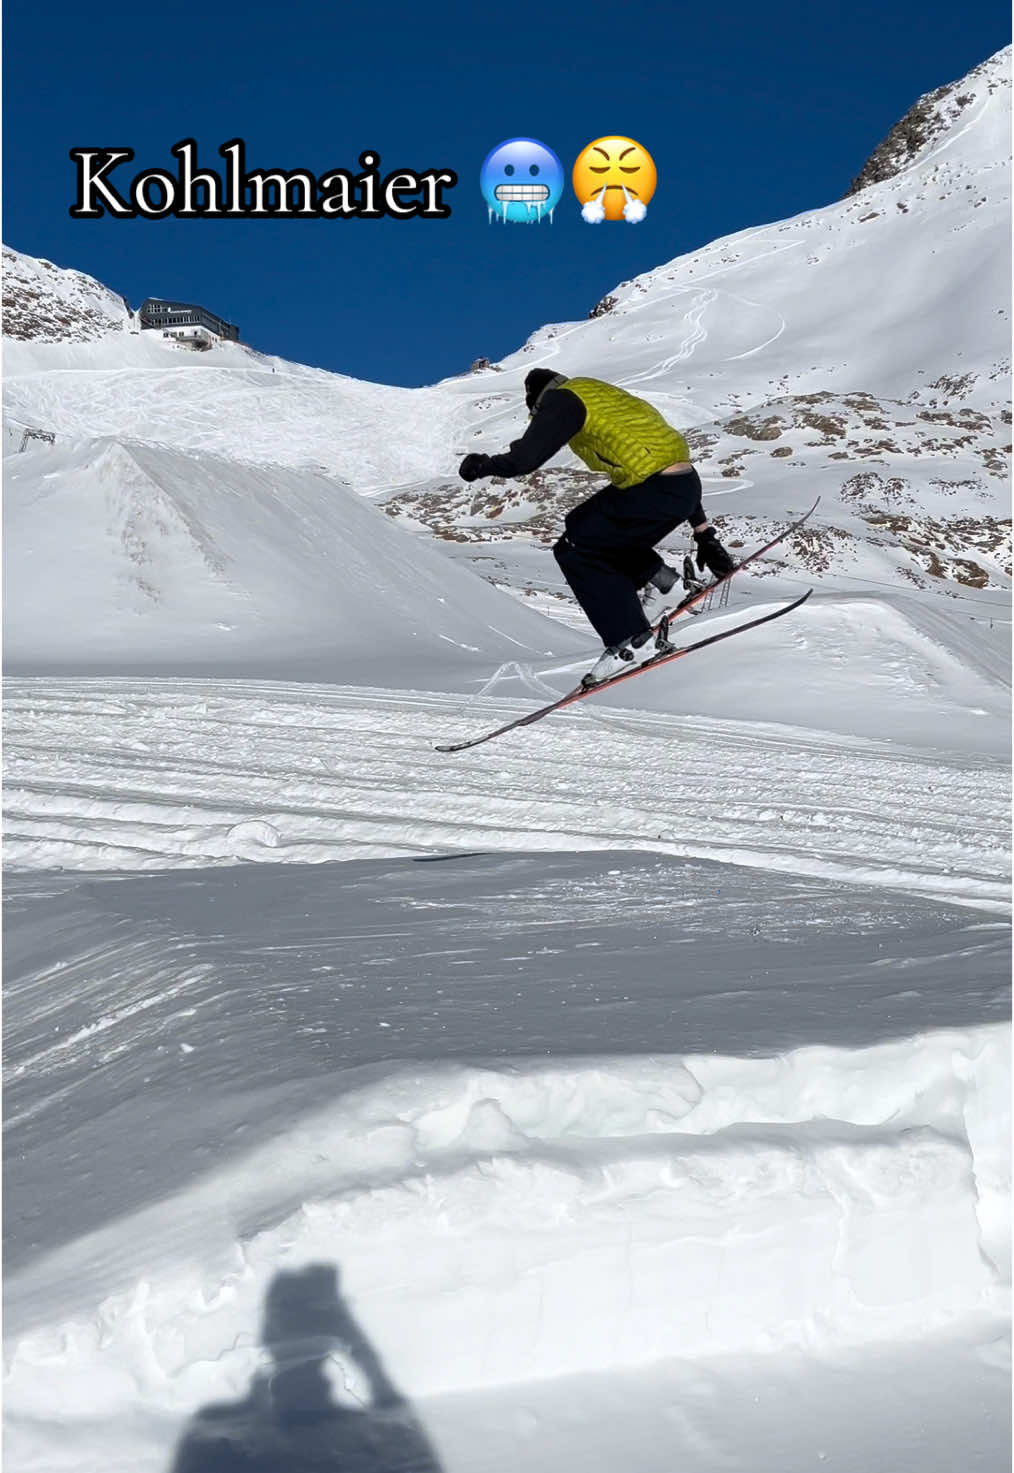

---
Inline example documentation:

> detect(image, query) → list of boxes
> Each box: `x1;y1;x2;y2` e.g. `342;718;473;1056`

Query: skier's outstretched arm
459;389;586;481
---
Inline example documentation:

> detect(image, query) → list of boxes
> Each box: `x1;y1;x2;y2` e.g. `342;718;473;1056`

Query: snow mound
5;1032;1008;1426
4;844;1008;1470
3;439;578;676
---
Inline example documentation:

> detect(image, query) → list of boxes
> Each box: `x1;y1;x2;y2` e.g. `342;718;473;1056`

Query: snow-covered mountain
845;48;1004;192
387;48;1011;585
3;49;1010;689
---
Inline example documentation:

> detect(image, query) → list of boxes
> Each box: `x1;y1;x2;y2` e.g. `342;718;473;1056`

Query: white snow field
3;46;1012;1473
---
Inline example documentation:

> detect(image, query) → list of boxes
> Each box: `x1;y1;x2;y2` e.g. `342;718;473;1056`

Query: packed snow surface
3;677;1010;892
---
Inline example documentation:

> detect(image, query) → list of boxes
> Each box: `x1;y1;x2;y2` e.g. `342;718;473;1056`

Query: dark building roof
138;298;239;341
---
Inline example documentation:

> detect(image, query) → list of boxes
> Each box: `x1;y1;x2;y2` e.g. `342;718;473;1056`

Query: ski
435;589;812;752
435;499;820;754
648;495;820;628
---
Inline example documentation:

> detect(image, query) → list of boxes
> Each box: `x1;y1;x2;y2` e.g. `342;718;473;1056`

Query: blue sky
3;0;1007;386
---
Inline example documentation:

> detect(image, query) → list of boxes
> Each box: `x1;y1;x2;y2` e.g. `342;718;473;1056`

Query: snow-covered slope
388;49;1011;592
491;50;1010;410
2;323;448;488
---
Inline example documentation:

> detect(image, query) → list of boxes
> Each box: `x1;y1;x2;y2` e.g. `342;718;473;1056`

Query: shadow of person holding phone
172;1263;443;1472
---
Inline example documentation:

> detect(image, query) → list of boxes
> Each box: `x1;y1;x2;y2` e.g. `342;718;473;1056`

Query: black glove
694;527;737;578
459;453;492;483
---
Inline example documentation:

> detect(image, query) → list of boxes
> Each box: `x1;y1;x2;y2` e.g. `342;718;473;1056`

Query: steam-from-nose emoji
573;137;657;222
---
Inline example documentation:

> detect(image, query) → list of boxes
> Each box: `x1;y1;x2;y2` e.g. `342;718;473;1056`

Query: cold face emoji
573;137;657;222
480;138;564;223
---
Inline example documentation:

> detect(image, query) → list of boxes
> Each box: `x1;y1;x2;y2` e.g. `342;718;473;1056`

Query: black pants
553;468;705;647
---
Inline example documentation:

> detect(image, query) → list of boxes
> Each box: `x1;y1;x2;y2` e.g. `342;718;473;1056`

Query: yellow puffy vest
563;377;691;489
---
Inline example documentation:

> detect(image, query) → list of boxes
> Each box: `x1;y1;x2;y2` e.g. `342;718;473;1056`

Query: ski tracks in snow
4;679;1009;908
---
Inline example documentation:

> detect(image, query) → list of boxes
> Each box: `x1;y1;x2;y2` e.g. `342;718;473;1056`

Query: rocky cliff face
2;247;132;342
846;52;1005;195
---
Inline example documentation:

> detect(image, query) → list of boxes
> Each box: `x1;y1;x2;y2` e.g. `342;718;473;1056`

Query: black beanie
524;368;569;410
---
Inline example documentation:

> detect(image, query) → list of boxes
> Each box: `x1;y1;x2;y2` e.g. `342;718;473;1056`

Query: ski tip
435;737;486;753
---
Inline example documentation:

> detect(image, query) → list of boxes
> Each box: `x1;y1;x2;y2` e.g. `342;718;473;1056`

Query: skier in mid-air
458;369;736;683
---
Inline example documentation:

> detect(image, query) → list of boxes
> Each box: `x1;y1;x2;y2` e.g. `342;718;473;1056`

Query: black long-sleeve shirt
484;389;587;476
